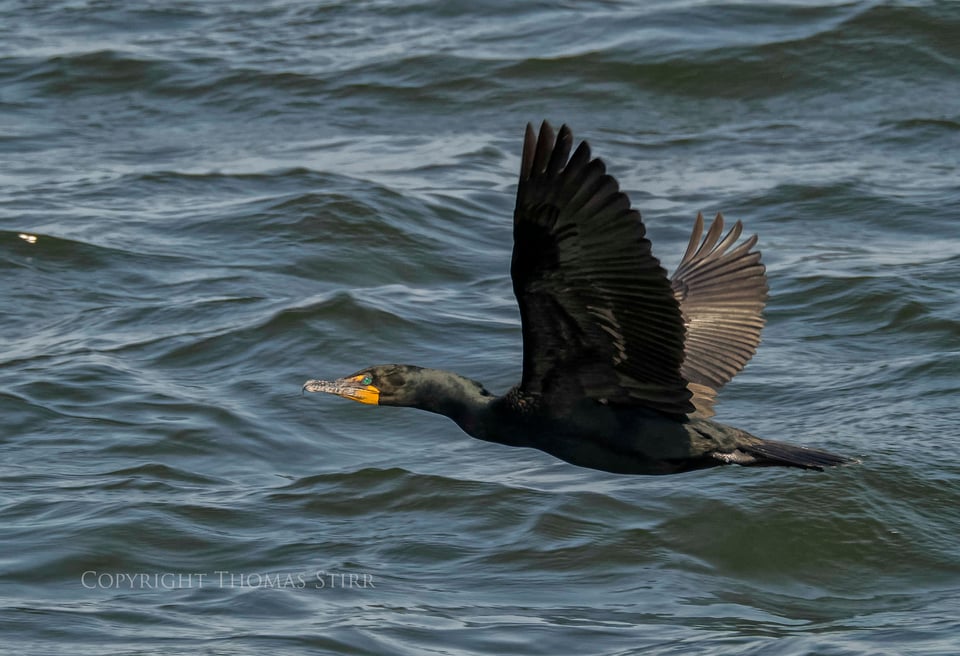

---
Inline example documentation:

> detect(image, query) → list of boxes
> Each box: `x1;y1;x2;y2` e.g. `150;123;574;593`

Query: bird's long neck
404;369;495;438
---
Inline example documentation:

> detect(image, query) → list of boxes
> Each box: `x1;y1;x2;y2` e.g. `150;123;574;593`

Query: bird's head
303;364;424;407
303;363;494;428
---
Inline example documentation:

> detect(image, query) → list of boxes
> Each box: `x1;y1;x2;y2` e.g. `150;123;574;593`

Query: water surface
2;1;959;654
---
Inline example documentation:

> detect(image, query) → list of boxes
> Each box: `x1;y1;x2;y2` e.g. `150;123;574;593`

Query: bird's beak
302;374;381;405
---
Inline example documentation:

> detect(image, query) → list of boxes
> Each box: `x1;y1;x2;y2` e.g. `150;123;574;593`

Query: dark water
2;1;959;654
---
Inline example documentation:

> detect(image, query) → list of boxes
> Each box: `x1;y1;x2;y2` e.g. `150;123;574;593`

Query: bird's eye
361;375;373;386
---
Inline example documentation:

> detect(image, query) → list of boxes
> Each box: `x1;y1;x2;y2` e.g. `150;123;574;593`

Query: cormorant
304;122;854;475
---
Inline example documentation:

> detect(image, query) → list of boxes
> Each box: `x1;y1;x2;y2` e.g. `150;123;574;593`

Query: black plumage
304;121;854;475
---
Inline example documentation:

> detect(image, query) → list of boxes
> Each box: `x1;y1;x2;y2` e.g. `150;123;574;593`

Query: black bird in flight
304;121;854;475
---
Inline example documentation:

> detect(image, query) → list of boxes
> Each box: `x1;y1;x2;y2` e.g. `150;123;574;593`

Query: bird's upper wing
511;122;693;417
671;212;768;417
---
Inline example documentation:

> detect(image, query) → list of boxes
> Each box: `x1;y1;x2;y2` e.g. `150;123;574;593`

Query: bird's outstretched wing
671;212;768;417
511;121;693;417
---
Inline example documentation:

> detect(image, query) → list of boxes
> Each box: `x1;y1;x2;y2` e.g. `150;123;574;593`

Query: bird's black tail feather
743;440;857;471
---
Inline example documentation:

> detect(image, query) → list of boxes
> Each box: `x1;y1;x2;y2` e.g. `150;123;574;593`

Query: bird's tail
742;439;857;471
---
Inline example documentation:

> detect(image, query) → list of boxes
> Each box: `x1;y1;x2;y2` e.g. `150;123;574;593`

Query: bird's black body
304;122;854;475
